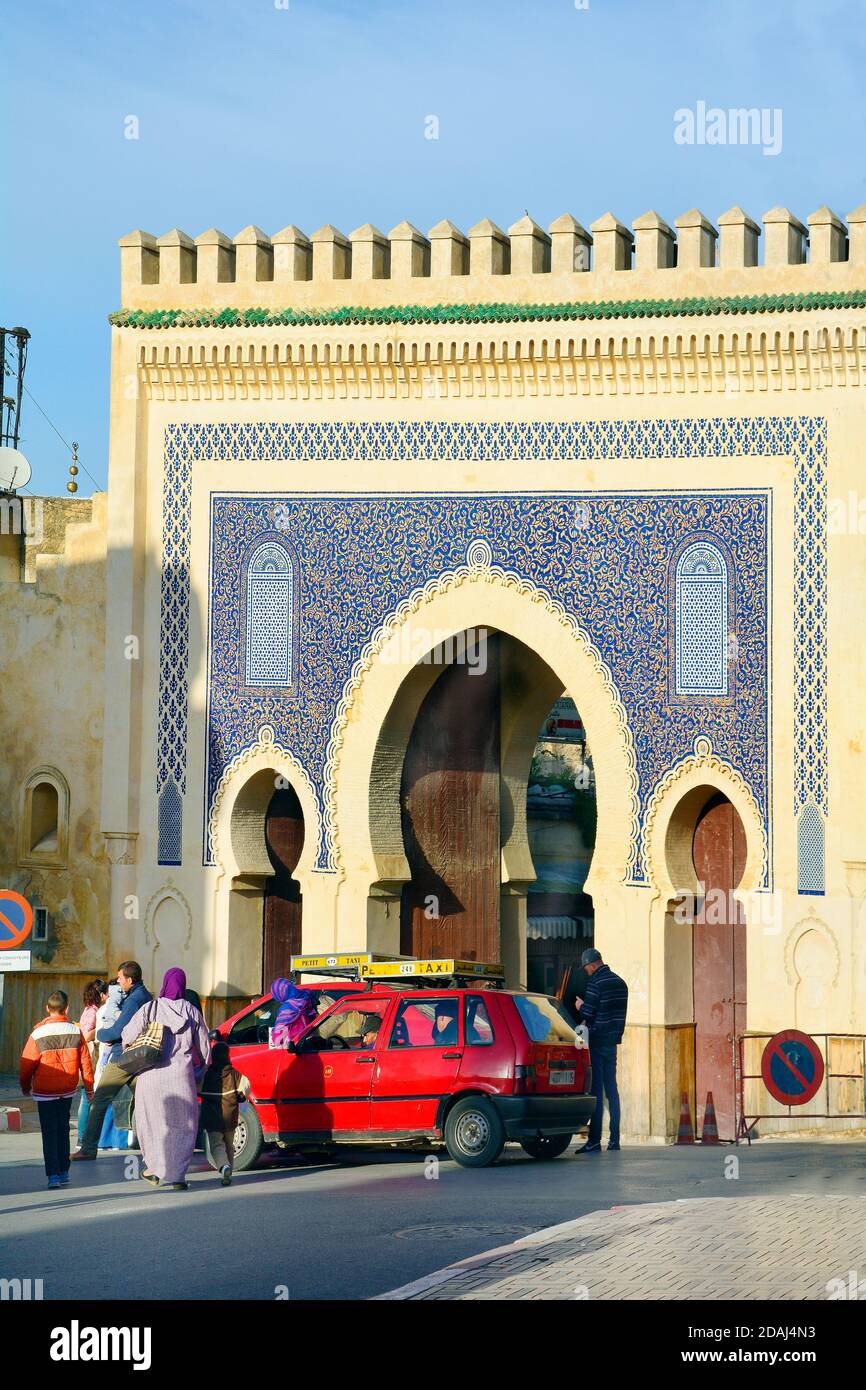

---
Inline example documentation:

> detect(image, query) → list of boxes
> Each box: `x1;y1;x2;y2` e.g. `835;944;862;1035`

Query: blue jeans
76;1091;91;1143
588;1043;620;1147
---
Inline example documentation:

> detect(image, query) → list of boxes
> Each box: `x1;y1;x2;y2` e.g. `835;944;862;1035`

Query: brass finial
67;441;79;494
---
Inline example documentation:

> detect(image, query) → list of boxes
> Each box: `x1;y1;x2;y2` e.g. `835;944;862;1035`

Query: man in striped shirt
20;991;94;1188
574;948;629;1154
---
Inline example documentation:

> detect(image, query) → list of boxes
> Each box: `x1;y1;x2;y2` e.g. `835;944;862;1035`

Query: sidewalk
378;1195;866;1300
0;1072;86;1135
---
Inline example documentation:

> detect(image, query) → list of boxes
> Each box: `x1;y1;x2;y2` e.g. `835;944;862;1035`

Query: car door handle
441;1051;462;1060
355;1055;375;1064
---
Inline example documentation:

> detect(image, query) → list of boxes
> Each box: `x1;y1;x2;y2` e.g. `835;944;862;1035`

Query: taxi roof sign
359;959;504;981
290;952;373;972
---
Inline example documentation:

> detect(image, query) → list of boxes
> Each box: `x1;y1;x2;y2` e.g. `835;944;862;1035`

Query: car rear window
512;994;576;1044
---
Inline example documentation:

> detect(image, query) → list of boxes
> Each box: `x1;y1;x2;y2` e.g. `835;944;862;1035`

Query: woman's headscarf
160;967;187;1001
271;978;319;1046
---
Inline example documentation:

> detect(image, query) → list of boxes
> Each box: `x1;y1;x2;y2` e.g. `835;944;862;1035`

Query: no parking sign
0;890;33;971
761;1029;825;1106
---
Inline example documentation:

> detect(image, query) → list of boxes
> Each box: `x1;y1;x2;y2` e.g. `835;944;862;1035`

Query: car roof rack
290;953;505;990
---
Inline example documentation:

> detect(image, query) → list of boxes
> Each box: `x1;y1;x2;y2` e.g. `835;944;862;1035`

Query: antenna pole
0;326;30;450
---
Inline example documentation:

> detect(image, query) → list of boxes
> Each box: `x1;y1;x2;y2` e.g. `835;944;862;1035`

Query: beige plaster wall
96;222;866;1132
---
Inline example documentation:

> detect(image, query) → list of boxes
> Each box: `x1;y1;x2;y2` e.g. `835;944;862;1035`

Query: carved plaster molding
783;908;841;989
136;318;866;402
143;877;194;953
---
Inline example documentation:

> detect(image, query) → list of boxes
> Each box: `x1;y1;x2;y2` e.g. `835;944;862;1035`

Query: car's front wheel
519;1133;573;1160
444;1097;505;1168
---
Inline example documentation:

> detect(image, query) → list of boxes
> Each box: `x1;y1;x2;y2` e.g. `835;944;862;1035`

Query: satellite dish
0;447;32;492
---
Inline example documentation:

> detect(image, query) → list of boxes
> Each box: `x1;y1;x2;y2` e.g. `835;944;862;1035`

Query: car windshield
513;993;576;1044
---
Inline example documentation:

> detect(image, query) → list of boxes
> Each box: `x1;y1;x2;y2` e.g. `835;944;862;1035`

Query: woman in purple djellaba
122;967;210;1192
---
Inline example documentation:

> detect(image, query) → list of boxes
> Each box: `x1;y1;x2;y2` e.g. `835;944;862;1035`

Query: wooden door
692;792;747;1141
262;785;304;988
400;635;500;962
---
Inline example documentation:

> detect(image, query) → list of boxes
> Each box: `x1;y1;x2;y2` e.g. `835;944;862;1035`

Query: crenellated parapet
117;204;866;313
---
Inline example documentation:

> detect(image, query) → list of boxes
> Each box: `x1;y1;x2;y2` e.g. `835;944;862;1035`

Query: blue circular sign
761;1030;824;1106
0;891;34;949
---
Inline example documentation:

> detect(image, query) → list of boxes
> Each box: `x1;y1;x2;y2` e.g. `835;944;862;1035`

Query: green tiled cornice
110;289;866;331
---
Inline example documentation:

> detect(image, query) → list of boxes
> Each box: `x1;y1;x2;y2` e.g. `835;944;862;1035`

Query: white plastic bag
574;1023;589;1050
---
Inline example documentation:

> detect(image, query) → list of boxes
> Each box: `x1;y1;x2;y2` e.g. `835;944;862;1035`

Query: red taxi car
216;957;595;1170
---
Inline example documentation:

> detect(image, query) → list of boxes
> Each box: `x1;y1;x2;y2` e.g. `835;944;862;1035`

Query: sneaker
608;1142;621;1152
47;1175;62;1189
71;1150;96;1161
220;1166;232;1187
575;1141;602;1154
156;1182;189;1192
58;1173;71;1185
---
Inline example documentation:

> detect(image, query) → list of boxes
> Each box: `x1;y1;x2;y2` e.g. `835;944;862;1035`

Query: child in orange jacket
20;990;94;1189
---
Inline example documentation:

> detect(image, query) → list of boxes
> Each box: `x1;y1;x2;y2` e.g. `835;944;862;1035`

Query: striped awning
527;915;583;941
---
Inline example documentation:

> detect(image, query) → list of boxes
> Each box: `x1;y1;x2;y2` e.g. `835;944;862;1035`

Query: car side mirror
208;1028;221;1041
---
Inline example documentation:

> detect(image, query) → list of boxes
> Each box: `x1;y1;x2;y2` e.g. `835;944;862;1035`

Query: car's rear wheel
444;1097;505;1168
519;1133;573;1160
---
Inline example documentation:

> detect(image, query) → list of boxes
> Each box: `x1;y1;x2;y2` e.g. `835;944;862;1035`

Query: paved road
381;1194;866;1301
3;1133;865;1300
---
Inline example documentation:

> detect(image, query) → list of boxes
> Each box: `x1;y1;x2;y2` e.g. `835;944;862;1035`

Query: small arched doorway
262;784;305;986
692;791;747;1141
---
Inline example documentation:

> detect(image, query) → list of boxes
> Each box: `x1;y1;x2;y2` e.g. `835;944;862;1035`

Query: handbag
116;1002;165;1077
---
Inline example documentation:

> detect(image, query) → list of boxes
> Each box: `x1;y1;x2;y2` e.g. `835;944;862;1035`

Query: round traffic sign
0;890;34;950
761;1029;824;1106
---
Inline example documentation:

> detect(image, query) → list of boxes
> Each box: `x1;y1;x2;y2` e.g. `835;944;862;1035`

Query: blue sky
4;0;865;496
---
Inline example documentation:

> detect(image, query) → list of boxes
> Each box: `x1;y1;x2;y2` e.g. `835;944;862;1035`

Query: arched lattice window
675;541;729;697
157;778;182;867
244;540;294;689
798;802;825;895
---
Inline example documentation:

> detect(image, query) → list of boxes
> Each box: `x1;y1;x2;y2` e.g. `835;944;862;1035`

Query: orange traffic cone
701;1091;721;1144
676;1090;695;1144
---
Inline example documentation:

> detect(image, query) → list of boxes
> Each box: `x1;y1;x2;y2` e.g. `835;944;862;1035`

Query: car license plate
549;1069;575;1086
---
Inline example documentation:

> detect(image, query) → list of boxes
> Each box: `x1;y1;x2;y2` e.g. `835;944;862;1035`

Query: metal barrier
735;1031;866;1143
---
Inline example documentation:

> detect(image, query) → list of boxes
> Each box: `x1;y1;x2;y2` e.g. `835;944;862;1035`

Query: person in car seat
270;979;320;1047
432;1002;459;1046
357;1015;382;1049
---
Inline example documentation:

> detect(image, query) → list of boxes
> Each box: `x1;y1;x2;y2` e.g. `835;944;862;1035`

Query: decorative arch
670;533;734;700
18;766;71;869
644;736;767;900
326;549;638;891
783;909;840;990
240;533;299;694
209;724;321;883
143;880;194;953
